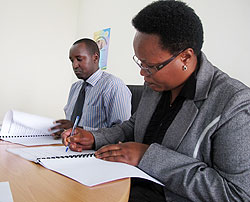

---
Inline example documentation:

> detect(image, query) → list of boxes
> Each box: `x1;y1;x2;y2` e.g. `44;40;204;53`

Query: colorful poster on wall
93;28;111;70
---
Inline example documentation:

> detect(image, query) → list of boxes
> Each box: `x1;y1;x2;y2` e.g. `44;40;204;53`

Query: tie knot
83;81;88;87
80;82;87;93
82;81;88;88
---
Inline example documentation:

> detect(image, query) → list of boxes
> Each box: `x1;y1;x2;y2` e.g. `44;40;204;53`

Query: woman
63;1;250;201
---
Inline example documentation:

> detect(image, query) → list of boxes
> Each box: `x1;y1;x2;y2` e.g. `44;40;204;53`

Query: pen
65;116;80;152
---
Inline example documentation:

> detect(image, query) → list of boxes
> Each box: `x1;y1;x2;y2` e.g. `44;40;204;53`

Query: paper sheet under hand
39;157;164;187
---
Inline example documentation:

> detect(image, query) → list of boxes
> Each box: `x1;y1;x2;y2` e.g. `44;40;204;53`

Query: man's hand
62;127;95;152
95;142;149;166
49;119;73;139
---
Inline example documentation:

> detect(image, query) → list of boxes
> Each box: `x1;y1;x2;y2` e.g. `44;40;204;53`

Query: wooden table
0;141;130;202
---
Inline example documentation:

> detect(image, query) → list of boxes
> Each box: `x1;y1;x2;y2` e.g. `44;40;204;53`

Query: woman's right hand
62;128;95;152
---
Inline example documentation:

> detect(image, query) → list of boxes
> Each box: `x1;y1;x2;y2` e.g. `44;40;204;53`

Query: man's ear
93;53;99;64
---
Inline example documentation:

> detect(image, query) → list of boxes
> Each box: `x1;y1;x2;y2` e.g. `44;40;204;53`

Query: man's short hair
132;0;203;55
73;38;100;57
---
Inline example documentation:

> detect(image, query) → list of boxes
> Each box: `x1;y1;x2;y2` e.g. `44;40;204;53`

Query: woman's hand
62;127;95;152
95;142;149;166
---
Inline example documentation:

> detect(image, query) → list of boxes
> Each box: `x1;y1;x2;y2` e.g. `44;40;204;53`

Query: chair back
127;85;144;114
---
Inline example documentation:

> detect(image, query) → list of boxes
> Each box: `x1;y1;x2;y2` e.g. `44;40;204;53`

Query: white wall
185;0;250;85
0;0;79;121
76;0;250;86
75;0;152;85
0;0;250;122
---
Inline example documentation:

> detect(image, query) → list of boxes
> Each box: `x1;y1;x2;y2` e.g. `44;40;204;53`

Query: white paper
0;110;61;146
40;157;164;187
7;146;94;162
0;182;14;202
4;136;62;146
7;145;163;187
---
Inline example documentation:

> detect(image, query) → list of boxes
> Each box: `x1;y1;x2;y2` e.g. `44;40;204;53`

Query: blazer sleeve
92;113;136;149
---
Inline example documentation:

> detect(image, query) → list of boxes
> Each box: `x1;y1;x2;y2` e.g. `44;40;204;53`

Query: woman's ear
180;48;194;64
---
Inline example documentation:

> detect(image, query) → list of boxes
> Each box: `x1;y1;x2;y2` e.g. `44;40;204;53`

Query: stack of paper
0;110;62;146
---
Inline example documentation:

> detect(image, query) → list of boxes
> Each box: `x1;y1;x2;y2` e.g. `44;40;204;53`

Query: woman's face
133;31;194;92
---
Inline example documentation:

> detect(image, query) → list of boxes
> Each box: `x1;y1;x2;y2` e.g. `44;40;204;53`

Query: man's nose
72;61;79;69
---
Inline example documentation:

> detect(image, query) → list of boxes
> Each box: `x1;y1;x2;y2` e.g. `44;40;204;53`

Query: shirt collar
85;69;103;87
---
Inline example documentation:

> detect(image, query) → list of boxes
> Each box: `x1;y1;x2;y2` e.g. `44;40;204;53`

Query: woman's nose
140;68;150;77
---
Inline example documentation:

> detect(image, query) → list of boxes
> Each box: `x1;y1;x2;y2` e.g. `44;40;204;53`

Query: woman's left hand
95;142;149;166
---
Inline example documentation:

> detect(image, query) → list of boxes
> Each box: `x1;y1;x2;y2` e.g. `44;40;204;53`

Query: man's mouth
145;81;152;85
74;70;82;74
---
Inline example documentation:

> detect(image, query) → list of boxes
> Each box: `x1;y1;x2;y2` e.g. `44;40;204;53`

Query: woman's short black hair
73;38;100;57
132;0;203;55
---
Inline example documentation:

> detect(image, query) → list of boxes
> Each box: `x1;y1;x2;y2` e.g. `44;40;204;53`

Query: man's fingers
50;120;73;131
52;134;61;139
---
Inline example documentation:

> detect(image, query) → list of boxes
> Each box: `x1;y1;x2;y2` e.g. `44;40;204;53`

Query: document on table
0;182;14;202
7;146;164;187
0;110;62;146
7;145;95;163
39;157;164;187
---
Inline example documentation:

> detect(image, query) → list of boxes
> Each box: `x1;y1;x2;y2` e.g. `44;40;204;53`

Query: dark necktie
71;82;87;122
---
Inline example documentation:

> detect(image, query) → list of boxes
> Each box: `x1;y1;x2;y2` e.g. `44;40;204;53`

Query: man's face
133;32;188;92
69;43;98;80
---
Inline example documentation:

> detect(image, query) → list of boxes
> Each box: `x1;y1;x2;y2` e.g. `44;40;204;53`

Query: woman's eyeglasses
133;49;184;76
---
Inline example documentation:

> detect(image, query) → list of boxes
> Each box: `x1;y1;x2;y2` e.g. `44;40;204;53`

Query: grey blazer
93;53;250;201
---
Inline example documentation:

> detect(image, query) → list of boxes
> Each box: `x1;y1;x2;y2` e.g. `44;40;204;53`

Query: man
51;38;131;136
62;1;250;201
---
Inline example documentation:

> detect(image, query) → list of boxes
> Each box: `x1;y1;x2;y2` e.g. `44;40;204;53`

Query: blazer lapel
134;52;213;149
134;87;161;142
162;52;214;150
162;100;198;150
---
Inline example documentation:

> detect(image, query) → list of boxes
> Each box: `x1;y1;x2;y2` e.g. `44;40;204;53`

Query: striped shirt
64;69;131;130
